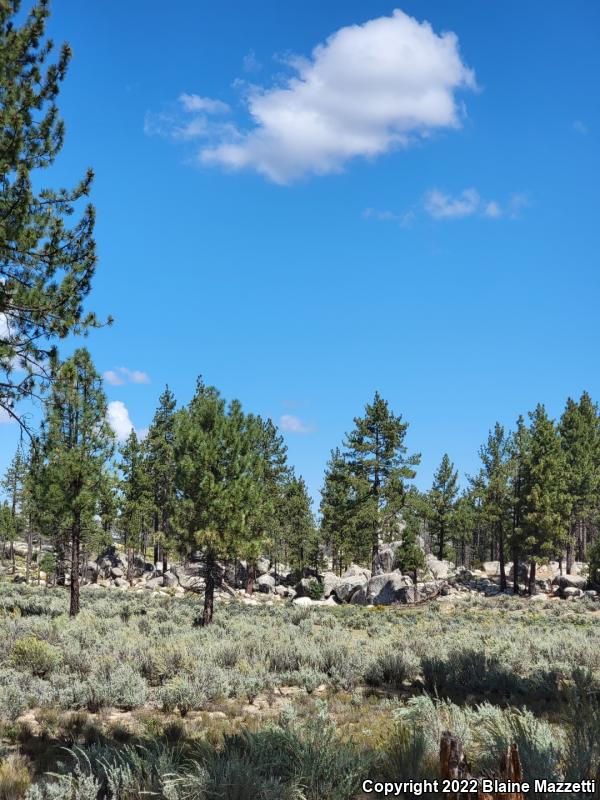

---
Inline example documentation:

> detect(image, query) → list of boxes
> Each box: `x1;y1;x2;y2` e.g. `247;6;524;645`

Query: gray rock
372;541;402;575
419;580;444;599
349;586;368;605
563;587;582;598
425;554;455;579
322;571;341;598
257;574;276;593
274;585;287;597
553;574;587;591
292;596;313;606
256;557;270;576
482;560;500;576
341;564;371;580
110;567;124;579
366;572;413;605
162;571;179;588
584;590;598;598
144;577;164;589
334;574;368;603
114;577;129;588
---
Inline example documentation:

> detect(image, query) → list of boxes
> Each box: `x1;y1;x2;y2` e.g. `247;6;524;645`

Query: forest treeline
2;364;600;623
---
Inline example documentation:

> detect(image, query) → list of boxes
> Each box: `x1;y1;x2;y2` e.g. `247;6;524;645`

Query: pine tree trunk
566;540;573;574
438;524;444;561
70;524;81;617
26;517;32;584
498;525;507;592
162;550;168;576
246;563;255;595
512;544;519;594
528;560;537;596
203;550;215;626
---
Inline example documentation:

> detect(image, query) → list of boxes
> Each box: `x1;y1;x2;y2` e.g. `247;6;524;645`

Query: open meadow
0;584;598;799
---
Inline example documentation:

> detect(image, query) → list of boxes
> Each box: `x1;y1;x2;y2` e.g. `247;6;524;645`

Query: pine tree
1;444;26;570
119;430;153;581
508;416;530;594
320;449;356;573
521;405;571;595
146;387;177;573
396;487;426;581
243;416;290;591
427;453;459;560
473;423;512;590
344;392;420;572
559;392;600;571
42;349;114;615
281;475;318;575
0;1;105;426
175;380;263;625
450;489;477;567
22;437;45;583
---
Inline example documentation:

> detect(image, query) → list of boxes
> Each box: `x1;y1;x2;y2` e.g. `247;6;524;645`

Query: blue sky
2;1;599;508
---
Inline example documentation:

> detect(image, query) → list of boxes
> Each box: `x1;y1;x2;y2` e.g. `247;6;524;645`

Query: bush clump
11;638;61;678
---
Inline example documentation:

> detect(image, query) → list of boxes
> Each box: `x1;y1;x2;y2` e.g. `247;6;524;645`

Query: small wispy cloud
178;93;230;115
144;93;232;142
362;208;415;228
103;367;150;387
424;187;482;219
242;49;261;74
364;187;529;226
280;414;314;434
573;120;588;135
508;192;530;219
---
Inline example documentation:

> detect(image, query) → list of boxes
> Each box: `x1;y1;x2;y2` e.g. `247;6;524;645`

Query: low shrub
11;638;61;678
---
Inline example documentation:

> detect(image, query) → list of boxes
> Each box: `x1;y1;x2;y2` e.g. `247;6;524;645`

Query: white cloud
107;400;136;441
242;49;261;74
366;188;520;225
103;367;150;386
178;93;230;115
279;414;314;434
153;9;475;183
424;187;481;219
483;200;502;218
363;207;415;227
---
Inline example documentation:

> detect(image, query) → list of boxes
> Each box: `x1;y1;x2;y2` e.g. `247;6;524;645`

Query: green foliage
11;637;60;677
41;349;115;615
522;405;572;584
0;0;104;427
425;453;459;560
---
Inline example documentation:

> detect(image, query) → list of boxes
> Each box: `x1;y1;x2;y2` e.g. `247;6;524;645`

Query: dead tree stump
440;731;524;800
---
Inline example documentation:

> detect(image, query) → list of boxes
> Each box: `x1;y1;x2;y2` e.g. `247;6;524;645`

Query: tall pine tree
42;349;114;615
559;392;600;571
427;453;459;560
146;386;177;573
521;405;571;595
344;392;420;572
0;1;104;426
